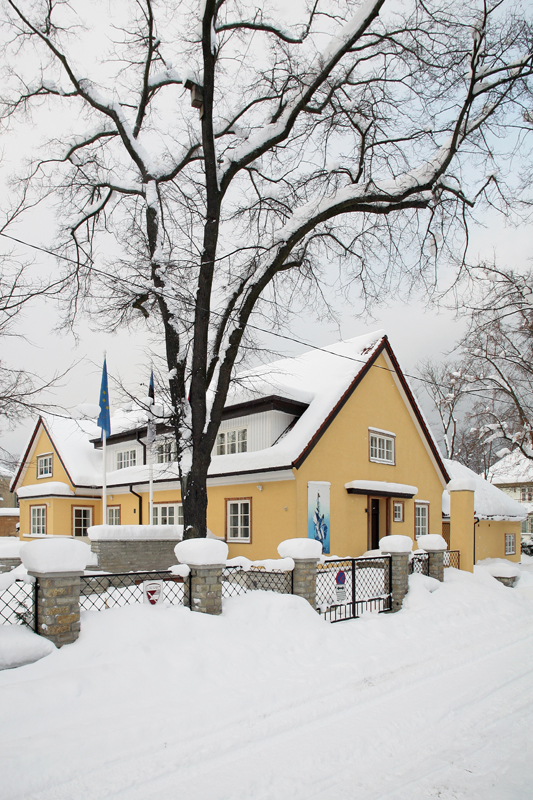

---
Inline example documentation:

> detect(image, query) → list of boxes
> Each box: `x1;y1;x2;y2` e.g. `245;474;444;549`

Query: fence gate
316;556;392;623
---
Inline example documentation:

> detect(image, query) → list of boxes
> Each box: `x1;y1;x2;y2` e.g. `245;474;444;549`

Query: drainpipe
130;485;143;525
137;430;147;465
474;516;479;567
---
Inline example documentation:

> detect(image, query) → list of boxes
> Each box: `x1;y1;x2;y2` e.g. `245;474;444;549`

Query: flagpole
148;367;155;526
149;449;153;526
102;429;107;524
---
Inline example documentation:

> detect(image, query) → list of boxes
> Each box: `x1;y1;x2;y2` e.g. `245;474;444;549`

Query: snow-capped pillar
379;535;413;612
277;539;322;609
175;539;228;616
448;480;476;573
20;539;92;647
417;535;448;582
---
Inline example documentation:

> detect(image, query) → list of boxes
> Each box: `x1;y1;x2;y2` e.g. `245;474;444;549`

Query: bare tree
416;358;472;459
2;0;533;536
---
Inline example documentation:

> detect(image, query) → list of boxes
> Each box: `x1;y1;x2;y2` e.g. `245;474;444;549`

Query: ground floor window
226;499;251;541
393;501;404;523
73;507;92;537
31;505;46;535
415;503;429;538
505;533;516;555
152;503;183;526
107;506;120;525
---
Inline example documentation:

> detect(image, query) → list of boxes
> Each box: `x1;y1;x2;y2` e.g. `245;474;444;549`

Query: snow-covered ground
1;566;533;800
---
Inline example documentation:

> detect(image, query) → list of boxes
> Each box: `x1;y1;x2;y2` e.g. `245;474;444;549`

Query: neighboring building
10;331;524;566
0;467;17;508
443;460;524;563
488;450;533;539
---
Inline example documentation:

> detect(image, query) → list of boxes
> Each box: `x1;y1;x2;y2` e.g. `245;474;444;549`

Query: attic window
369;430;395;465
37;454;53;478
116;450;136;470
217;428;247;455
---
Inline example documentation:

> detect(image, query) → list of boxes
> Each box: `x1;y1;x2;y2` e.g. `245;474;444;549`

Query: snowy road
1;568;533;799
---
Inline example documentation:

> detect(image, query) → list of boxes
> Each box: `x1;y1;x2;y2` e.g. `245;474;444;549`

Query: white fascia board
383;350;448;490
207;469;295;488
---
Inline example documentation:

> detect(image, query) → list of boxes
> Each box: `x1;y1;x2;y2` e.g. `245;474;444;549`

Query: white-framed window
505;533;516;555
415;503;429;538
31;505;47;535
116;450;137;470
226;499;251;541
521;486;533;502
37;454;53;478
73;507;92;537
156;440;176;463
216;428;248;455
393;501;404;523
152;503;183;526
369;431;395;465
107;506;120;525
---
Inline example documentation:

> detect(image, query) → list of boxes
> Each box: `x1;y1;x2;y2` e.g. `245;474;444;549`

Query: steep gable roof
488;450;533;485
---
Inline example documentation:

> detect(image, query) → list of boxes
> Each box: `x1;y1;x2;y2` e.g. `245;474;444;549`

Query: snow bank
403;572;442;610
447;478;476;492
0;537;21;558
277;538;323;559
175;538;228;566
88;525;184;541
0;564;33;592
417;534;448;551
475;558;521;579
0;626;55;670
17;482;74;498
379;535;413;554
20;538;92;573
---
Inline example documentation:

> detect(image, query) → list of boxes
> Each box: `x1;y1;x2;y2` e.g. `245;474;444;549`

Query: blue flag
148;369;155;403
147;369;156;445
97;359;111;439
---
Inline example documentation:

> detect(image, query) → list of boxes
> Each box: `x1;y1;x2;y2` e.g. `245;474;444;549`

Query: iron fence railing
409;552;429;576
0;579;36;630
221;566;292;598
316;556;392;622
79;571;188;611
444;550;460;569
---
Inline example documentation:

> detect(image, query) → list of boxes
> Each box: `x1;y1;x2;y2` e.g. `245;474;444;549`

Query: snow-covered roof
442;460;526;521
488;450;533;486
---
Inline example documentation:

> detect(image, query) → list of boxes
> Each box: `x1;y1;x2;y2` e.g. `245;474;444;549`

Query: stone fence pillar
28;571;82;647
189;564;223;615
426;549;444;582
20;538;92;648
0;556;22;574
379;535;414;612
292;557;319;609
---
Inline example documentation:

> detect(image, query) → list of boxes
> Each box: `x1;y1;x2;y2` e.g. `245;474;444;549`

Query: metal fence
0;580;36;630
444;550;460;569
221;566;292;598
79;571;188;611
316;556;392;622
409;553;429;576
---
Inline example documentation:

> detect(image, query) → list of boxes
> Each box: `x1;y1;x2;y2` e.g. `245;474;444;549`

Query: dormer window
116;449;136;470
37;454;53;478
156;440;176;463
217;428;247;455
369;429;395;465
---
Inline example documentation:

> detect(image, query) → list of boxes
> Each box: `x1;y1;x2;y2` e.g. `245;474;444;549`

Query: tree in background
2;0;533;535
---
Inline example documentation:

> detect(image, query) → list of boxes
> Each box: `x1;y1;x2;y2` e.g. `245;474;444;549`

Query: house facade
488;450;533;539
11;332;524;566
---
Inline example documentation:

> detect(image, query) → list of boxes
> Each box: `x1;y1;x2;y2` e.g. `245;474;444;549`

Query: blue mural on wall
308;482;330;554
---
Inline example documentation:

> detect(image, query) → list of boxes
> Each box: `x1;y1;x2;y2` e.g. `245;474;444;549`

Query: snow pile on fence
475;558;521;579
277;538;323;559
379;535;413;553
88;525;184;540
175;539;228;565
20;538;92;573
417;534;448;551
0;564;33;592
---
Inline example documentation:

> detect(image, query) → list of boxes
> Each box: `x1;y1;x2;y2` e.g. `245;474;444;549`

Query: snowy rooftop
442;459;526;521
488;450;533;486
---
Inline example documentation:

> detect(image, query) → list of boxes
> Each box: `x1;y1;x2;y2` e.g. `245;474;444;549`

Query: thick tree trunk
182;455;210;539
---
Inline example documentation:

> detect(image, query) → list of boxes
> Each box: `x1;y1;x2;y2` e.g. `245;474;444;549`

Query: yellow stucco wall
475;520;521;563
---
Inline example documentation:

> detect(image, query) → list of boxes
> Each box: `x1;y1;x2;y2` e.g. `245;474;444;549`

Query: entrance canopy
344;480;418;498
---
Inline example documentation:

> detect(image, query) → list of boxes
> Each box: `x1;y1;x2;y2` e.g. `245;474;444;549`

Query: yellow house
11;331;524;566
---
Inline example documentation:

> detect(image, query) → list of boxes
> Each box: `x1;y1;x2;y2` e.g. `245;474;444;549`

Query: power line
0;229;500;405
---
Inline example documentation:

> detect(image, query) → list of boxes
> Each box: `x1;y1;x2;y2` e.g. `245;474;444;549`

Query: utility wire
0;230;503;405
